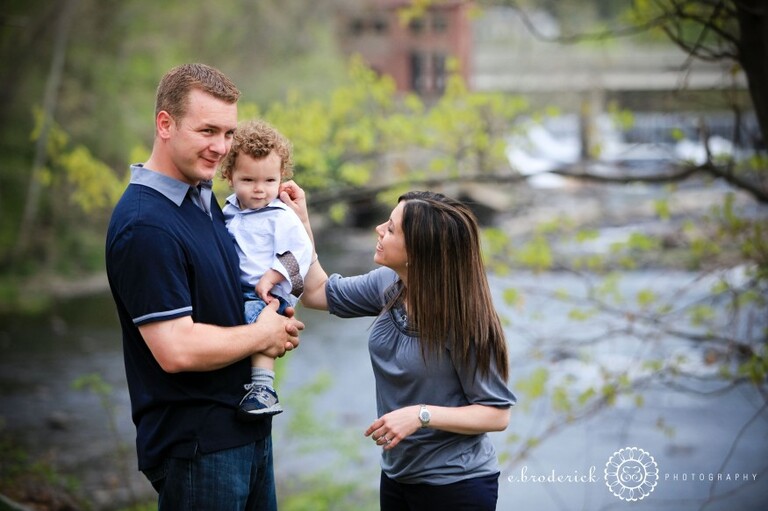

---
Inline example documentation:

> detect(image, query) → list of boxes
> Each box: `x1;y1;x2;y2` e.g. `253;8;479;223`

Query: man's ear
156;111;174;139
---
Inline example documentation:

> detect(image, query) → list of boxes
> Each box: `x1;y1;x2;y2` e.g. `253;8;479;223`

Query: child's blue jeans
243;290;289;324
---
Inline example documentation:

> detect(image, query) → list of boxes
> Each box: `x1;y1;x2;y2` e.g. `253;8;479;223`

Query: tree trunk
735;0;768;148
13;0;80;262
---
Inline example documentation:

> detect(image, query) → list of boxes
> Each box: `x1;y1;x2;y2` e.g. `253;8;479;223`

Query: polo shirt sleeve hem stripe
133;306;193;325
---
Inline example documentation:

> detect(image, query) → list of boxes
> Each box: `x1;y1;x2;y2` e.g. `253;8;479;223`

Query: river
1;182;767;510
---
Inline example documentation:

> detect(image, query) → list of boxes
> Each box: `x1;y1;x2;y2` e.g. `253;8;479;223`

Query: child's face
229;151;282;210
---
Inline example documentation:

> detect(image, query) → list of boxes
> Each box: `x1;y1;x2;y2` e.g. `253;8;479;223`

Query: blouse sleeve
452;345;517;408
325;267;399;319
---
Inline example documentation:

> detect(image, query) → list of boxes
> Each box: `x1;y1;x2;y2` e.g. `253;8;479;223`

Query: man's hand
254;300;303;358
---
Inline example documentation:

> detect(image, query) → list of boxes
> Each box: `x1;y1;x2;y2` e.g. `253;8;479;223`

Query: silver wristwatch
418;404;431;428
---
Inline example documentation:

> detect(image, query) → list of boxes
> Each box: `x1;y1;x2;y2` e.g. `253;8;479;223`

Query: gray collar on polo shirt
130;164;212;217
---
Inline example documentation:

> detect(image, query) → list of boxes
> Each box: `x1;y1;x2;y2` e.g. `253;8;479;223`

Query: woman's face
374;201;408;277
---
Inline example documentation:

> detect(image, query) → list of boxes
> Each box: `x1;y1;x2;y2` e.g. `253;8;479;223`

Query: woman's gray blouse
326;267;517;484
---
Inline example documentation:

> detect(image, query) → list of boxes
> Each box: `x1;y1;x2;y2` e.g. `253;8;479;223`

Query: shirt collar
130;164;193;207
224;193;287;212
131;163;190;206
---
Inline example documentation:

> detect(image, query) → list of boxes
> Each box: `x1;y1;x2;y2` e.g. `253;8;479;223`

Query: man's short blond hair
155;63;240;120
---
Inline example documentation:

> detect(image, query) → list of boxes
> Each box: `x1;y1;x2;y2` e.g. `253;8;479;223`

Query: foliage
30;107;125;213
483;184;767;468
0;0;348;273
627;0;740;59
279;476;377;511
72;373;141;507
276;371;378;509
255;56;528;209
0;423;84;510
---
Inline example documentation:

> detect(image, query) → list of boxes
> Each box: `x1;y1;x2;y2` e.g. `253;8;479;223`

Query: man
106;63;303;510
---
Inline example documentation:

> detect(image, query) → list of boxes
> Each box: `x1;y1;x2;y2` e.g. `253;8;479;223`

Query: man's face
165;89;238;185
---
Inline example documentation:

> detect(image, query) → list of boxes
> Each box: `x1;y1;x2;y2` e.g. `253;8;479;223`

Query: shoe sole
237;404;283;420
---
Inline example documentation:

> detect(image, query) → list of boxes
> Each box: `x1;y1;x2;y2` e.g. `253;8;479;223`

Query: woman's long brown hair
390;191;509;380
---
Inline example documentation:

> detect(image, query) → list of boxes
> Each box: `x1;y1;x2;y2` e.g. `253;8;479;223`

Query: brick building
336;0;473;97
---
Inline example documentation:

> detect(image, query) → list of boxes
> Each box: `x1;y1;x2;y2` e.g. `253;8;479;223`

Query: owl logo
605;447;659;501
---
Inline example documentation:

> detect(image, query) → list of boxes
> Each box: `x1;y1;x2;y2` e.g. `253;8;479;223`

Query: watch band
419;404;431;428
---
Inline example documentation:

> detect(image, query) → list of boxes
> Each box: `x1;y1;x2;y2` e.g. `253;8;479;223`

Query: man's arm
139;300;302;373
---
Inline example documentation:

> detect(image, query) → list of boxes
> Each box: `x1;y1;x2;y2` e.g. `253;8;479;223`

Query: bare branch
703;400;768;507
698;160;768;202
308;154;767;210
506;0;672;43
670;0;741;46
660;377;748;396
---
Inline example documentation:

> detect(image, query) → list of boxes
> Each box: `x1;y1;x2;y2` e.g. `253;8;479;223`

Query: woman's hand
364;405;421;451
280;180;309;224
280;179;316;249
364;404;511;451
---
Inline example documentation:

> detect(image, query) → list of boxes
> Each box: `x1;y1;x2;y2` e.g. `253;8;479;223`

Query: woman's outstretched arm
301;259;329;310
279;181;329;310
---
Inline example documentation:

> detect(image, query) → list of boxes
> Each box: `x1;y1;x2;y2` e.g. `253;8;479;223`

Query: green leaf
515;367;549;400
503;288;522;307
552;386;571;412
689;304;715;326
568;308;597;321
577;387;596;406
574;229;599;243
654;198;670;220
515;235;553;271
636;289;657;308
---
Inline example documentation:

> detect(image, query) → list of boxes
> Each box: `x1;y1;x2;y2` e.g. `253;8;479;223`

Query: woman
299;190;516;511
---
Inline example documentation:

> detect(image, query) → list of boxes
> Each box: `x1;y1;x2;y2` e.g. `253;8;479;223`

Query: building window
432;12;448;32
433;53;447;94
408;17;424;34
373;17;388;34
349;18;365;36
410;52;427;93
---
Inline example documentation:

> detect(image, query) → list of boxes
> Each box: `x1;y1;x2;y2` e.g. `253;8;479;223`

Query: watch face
420;408;430;422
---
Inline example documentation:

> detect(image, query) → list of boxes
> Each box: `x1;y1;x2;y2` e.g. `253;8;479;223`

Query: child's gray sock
251;367;275;389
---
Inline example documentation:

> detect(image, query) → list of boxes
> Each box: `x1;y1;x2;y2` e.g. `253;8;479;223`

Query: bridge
470;7;748;101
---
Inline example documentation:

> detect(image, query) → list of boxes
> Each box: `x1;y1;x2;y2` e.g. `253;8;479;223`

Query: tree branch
307;155;767;209
13;0;81;262
507;0;672;44
550;160;768;203
670;0;741;46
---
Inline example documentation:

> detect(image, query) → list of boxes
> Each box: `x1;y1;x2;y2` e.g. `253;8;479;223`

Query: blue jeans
380;471;500;511
243;291;289;324
143;437;276;511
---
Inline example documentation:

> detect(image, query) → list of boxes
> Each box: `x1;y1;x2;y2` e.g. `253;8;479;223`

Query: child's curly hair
219;119;293;181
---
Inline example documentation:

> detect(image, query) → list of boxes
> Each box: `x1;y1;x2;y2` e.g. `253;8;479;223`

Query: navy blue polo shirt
106;165;270;471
